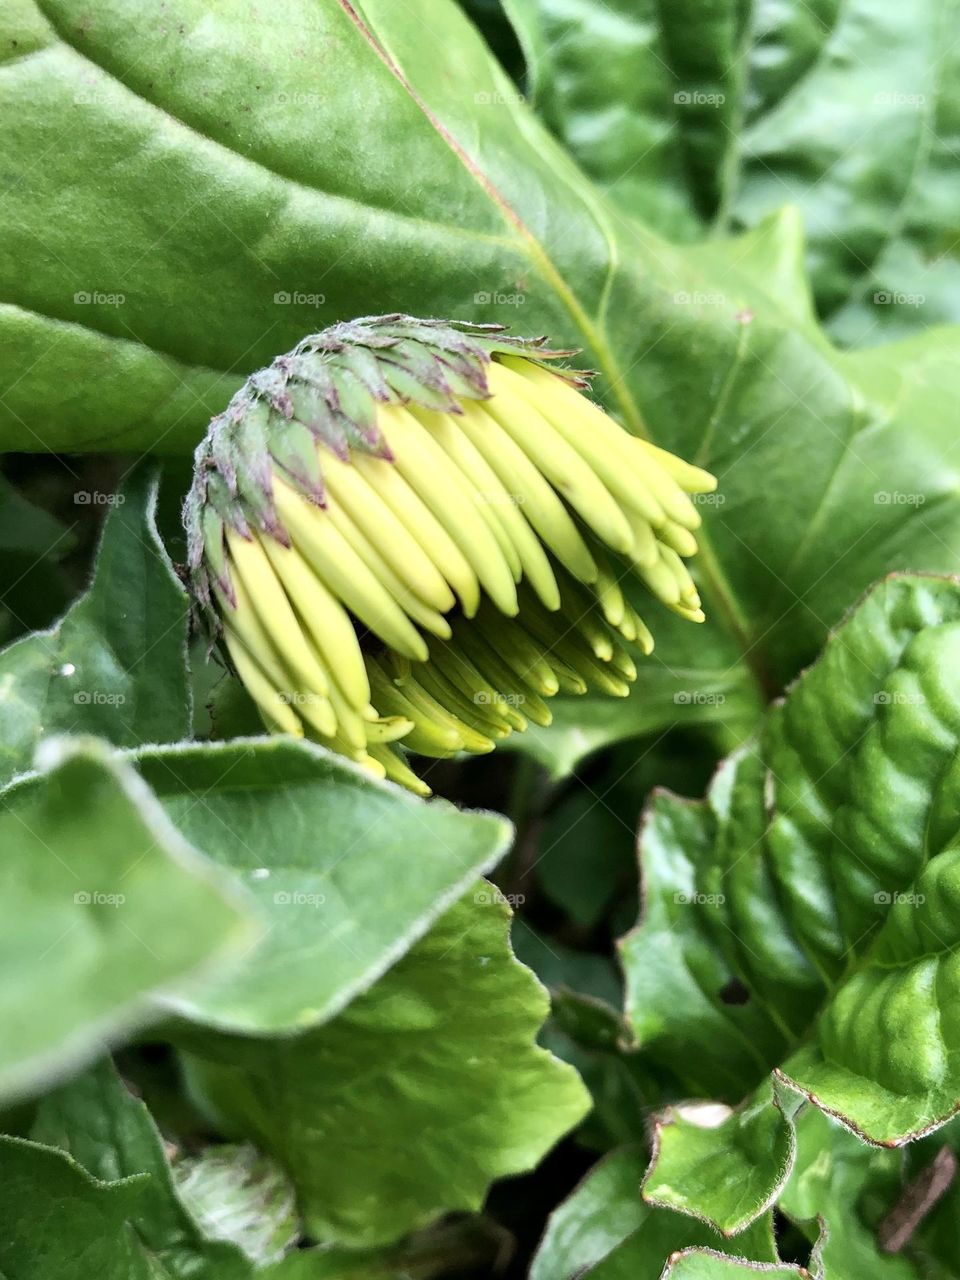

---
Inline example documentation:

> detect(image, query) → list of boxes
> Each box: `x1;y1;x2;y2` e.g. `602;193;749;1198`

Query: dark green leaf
501;0;960;338
0;464;190;787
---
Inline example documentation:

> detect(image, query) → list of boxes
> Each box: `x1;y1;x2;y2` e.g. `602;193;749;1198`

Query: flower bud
184;314;717;794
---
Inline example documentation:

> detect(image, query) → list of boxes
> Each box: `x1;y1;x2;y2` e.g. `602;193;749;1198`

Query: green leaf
0;1135;156;1280
179;890;590;1247
27;1057;255;1278
778;847;960;1144
0;464;190;787
5;1056;479;1278
619;791;787;1100
630;574;960;1230
132;736;512;1034
643;1082;801;1236
0;737;253;1104
778;1107;916;1280
529;1145;782;1280
660;1254;811;1279
501;0;960;337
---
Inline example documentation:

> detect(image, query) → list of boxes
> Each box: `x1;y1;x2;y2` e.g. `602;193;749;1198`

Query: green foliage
3;0;960;1274
501;0;960;340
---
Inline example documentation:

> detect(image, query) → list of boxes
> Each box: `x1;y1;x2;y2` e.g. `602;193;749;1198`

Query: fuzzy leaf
179;890;590;1248
0;737;254;1104
132;736;512;1034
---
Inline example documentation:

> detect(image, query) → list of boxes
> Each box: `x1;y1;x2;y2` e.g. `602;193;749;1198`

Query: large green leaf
0;736;252;1104
629;574;960;1231
179;890;590;1248
131;736;512;1034
501;0;960;338
0;464;190;787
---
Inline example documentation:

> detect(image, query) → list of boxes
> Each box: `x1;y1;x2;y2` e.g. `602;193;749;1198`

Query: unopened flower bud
184;314;716;794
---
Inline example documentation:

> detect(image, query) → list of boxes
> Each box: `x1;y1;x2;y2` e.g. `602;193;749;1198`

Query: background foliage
2;0;959;1275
